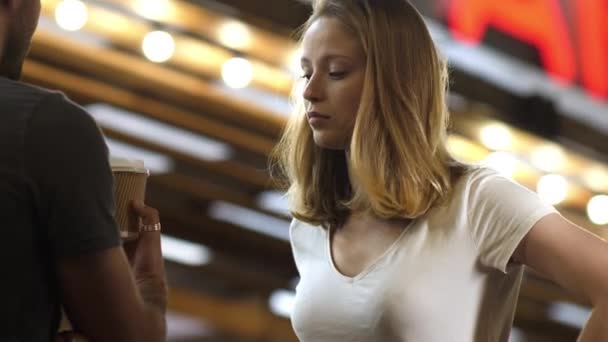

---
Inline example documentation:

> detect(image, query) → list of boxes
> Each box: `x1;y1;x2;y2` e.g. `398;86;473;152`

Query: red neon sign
448;0;608;98
575;0;608;98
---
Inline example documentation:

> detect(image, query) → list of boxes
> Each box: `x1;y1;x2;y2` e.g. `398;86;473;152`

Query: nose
302;74;324;103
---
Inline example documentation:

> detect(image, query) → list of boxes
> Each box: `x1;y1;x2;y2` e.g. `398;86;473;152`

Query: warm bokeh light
482;151;518;178
55;0;88;32
287;47;303;76
269;289;295;319
587;195;608;225
531;145;566;173
222;57;253;89
218;21;251;50
537;174;569;205
480;123;513;151
142;31;175;63
583;166;608;193
446;135;489;163
132;0;173;20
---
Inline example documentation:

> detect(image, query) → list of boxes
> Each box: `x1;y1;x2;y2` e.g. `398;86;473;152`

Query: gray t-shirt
290;168;557;341
0;77;120;341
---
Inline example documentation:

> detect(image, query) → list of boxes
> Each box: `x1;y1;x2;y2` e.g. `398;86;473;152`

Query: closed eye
329;71;347;80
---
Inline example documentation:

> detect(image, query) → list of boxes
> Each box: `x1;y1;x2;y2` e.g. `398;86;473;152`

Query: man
0;1;167;341
0;0;6;54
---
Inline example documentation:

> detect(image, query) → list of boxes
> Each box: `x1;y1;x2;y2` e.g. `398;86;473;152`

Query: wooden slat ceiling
26;0;608;340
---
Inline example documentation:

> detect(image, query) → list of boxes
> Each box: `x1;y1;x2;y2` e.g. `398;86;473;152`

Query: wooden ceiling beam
166;257;292;297
38;1;293;97
22;59;277;156
168;286;298;341
513;299;581;341
521;272;586;307
100;0;300;69
150;173;288;220
30;29;286;137
151;208;293;273
103;128;271;189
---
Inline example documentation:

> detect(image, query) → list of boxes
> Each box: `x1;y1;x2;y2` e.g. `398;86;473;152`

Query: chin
312;133;348;150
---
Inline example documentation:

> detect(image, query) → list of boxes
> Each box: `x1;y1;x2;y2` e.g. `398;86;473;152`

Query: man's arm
57;204;166;342
0;0;7;53
24;95;167;341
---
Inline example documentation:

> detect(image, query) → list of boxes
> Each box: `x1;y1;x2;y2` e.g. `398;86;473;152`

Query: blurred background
28;0;608;341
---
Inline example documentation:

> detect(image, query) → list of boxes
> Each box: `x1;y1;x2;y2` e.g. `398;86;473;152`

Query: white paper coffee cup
110;157;149;241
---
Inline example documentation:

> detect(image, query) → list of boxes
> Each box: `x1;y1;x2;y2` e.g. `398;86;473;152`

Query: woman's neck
344;149;357;191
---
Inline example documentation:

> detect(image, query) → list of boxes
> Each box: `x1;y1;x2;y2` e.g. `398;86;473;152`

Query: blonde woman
271;0;608;340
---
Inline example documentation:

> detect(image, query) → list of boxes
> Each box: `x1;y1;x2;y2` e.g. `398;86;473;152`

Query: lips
307;111;330;120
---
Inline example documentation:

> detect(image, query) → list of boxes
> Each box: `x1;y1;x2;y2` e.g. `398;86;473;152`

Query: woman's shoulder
441;166;515;210
289;218;327;261
290;219;325;243
454;166;507;191
454;166;551;213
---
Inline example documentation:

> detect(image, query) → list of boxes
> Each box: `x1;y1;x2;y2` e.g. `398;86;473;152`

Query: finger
131;224;164;276
130;201;160;225
127;203;163;274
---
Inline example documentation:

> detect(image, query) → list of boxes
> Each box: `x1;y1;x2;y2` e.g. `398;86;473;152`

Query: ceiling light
222;57;253;89
256;191;290;217
508;328;525;342
105;138;174;174
482;151;518;178
218;21;251;50
269;289;295;319
142;30;175;63
530;145;566;173
161;235;213;266
547;302;591;328
132;0;173;20
287;47;303;76
55;0;88;32
537;174;569;205
166;311;214;340
207;201;290;241
480;123;513;151
446;135;488;163
87;104;233;162
582;166;608;193
213;79;291;116
587;195;608;225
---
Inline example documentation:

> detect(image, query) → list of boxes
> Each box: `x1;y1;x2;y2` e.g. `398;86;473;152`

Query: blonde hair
271;0;468;230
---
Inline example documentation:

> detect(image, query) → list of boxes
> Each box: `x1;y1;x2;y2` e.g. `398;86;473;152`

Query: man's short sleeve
466;168;558;273
25;93;120;258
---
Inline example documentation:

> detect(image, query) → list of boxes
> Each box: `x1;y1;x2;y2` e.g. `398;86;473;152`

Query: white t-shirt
290;168;558;342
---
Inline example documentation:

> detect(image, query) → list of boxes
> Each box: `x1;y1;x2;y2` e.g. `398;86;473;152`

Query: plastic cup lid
110;157;148;174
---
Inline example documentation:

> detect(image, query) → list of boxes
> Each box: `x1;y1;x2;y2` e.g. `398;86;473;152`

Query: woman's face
301;17;366;150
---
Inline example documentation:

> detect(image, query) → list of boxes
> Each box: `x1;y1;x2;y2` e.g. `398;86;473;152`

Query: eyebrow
301;54;354;64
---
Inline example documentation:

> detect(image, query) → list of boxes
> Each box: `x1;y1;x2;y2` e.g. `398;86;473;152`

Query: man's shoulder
0;77;80;123
6;79;103;149
0;77;61;100
8;81;96;130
